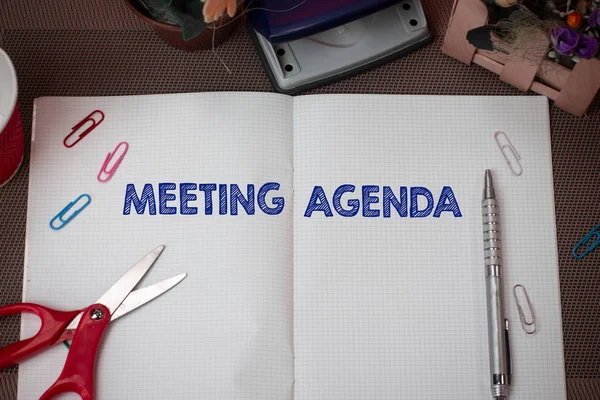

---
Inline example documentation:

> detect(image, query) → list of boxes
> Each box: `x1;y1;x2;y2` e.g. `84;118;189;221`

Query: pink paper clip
97;141;129;183
63;110;105;148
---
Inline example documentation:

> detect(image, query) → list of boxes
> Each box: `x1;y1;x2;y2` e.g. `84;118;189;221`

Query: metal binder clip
63;110;105;148
513;284;536;334
50;194;91;230
97;141;129;183
572;224;600;259
494;131;522;176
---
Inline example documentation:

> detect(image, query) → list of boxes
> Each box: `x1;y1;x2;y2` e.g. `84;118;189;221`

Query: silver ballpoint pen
482;170;511;400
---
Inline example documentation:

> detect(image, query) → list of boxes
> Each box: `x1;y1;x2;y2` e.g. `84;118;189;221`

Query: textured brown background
1;0;599;399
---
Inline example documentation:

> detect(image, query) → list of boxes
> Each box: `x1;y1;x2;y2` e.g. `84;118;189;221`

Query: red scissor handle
40;303;111;400
0;303;81;370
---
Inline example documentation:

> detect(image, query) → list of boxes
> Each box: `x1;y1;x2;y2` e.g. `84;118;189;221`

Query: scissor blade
60;273;186;341
96;245;165;316
111;273;186;321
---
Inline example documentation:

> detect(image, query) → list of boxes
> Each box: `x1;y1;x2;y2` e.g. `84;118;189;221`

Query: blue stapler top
248;0;403;44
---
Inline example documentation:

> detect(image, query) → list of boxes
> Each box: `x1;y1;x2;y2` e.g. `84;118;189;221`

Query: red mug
0;48;24;187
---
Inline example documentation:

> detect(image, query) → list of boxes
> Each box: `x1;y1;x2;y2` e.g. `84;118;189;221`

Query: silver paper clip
513;284;536;334
49;194;91;230
572;224;600;259
494;131;522;176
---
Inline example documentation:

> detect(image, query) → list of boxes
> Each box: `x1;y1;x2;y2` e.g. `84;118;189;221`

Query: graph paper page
292;95;566;400
21;92;294;399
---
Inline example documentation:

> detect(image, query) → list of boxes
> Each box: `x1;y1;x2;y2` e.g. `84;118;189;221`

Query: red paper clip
97;141;129;183
63;110;105;148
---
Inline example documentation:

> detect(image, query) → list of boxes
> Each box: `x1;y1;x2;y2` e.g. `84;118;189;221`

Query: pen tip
485;169;492;183
483;170;495;200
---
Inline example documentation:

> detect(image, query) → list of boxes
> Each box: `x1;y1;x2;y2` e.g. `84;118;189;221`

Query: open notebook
19;93;565;399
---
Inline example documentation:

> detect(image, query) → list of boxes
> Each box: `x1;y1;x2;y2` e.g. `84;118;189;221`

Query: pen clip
504;319;512;382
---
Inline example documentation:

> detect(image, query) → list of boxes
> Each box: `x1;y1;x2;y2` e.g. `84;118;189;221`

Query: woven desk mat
1;0;599;398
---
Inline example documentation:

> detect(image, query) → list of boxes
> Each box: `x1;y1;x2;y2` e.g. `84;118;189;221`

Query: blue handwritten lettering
231;184;255;215
158;183;177;215
433;186;462;217
199;184;216;215
383;186;408;218
410;187;434;218
333;184;359;217
180;183;198;215
304;186;333;217
123;183;156;215
219;184;227;215
304;185;460;219
257;182;284;215
362;185;380;217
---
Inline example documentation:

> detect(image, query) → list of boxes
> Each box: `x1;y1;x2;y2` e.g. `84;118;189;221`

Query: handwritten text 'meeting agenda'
123;183;462;218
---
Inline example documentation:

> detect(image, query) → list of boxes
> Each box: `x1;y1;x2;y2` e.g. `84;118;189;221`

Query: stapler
247;0;434;94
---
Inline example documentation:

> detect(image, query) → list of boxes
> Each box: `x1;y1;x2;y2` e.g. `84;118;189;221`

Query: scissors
0;245;186;399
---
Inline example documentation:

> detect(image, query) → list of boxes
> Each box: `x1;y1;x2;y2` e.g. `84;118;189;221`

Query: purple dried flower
551;26;579;55
576;35;598;59
589;8;600;28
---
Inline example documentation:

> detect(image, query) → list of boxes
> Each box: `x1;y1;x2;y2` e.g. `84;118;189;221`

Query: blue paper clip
572;224;600;259
50;194;91;230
